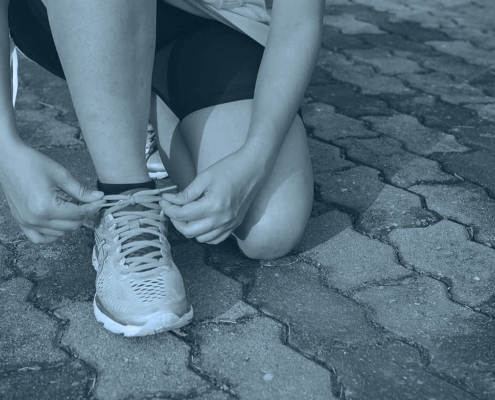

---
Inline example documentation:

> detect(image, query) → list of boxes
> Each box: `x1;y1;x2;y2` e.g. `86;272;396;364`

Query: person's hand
160;149;266;244
0;143;104;244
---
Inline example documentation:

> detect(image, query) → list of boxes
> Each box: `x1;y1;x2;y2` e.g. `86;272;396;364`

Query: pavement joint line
202;249;348;398
344;288;486;398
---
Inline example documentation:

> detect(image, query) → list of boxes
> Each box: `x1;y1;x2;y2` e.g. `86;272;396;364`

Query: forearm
244;1;323;172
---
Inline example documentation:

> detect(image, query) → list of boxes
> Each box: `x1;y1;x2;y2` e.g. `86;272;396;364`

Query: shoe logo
95;234;107;265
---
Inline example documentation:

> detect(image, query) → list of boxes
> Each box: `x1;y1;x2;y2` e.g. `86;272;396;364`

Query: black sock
97;180;156;196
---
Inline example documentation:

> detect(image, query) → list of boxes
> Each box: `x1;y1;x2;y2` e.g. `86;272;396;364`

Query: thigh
9;0;64;78
162;22;264;120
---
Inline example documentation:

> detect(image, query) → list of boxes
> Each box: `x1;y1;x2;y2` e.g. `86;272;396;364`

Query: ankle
97;180;156;196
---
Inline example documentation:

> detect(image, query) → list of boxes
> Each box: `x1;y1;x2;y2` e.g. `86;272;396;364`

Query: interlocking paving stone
316;166;437;236
309;66;334;86
247;262;383;347
357;185;437;236
308;139;355;174
324;14;384;35
15;108;82;149
0;244;13;281
315;166;384;212
324;340;478;400
58;301;212;400
364;114;470;155
344;48;423;75
15;228;95;311
172;241;243;322
0;278;66;365
307;83;393;117
426;40;495;67
441;26;495;52
403;72;495;105
0;360;93;400
303;102;377;142
360;33;439;55
17;55;78;128
206;238;260;287
236;262;471;398
295;210;353;254
191;317;335;399
469;69;495;98
303;227;411;292
390;220;495;306
433;150;495;196
448;123;495;153
322;26;370;51
0;194;24;242
354;276;495;399
399;52;484;82
318;50;411;95
386;93;478;132
210;301;259;323
334;136;455;187
410;182;495;247
466;103;495;122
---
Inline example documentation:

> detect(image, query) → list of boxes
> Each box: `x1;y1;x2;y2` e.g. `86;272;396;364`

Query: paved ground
2;0;495;399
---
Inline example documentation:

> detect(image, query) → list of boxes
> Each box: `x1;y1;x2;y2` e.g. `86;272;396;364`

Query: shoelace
99;188;175;273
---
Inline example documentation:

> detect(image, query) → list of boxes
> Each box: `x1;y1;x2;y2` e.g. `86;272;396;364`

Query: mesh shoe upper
93;188;189;327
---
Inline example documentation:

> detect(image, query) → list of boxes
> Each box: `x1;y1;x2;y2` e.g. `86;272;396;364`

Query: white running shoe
92;188;192;336
146;124;168;180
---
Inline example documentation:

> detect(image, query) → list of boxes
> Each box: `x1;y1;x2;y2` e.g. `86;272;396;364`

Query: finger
56;170;104;203
50;199;104;221
31;219;83;232
37;227;66;237
160;198;211;222
197;229;232;245
170;217;216;239
161;176;206;206
21;227;60;245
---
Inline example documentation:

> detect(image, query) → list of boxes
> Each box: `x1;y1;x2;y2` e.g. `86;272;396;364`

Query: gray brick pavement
2;0;495;399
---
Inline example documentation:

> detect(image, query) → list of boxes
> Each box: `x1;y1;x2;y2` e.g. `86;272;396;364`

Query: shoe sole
92;247;193;337
147;170;168;180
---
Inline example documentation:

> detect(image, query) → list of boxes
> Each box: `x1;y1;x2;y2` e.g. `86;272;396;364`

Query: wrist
0;128;25;165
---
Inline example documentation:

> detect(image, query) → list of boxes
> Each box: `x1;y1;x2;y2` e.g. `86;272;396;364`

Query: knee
236;225;306;260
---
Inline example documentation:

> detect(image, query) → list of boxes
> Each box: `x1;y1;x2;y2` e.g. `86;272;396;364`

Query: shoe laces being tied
98;188;175;273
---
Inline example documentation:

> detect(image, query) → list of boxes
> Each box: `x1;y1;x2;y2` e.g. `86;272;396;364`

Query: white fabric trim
183;0;270;46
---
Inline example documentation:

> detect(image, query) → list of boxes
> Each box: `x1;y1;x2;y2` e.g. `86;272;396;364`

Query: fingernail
92;191;104;197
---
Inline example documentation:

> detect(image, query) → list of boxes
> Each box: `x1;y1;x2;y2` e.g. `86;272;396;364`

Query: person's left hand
160;149;266;244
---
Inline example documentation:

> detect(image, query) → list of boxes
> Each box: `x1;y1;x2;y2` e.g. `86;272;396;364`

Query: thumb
57;171;104;203
162;177;206;206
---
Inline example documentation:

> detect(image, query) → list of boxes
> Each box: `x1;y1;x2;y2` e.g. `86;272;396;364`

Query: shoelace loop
98;187;176;273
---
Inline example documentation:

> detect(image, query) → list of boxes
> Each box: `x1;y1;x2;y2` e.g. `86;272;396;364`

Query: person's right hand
0;143;104;244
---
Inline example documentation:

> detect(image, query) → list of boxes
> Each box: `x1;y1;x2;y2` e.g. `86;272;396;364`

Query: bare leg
156;97;313;260
149;93;196;191
43;0;155;184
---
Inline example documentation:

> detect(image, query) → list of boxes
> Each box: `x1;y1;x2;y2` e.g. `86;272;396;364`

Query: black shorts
8;0;265;119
